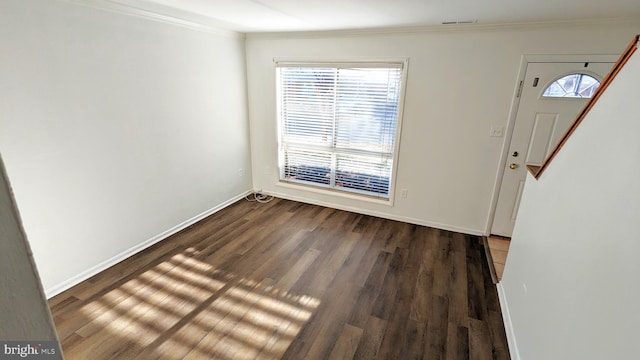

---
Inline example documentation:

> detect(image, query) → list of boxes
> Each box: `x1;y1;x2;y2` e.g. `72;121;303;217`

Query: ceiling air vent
442;20;478;25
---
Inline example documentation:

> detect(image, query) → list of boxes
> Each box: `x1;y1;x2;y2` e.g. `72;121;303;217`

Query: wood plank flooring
487;236;511;281
49;198;510;359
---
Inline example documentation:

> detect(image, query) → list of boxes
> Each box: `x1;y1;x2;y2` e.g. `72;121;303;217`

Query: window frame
274;58;409;204
541;71;603;99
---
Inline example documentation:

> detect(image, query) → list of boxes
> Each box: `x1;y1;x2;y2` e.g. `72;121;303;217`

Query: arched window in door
542;73;601;98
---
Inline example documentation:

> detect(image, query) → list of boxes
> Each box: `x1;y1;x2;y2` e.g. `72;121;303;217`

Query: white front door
491;61;613;237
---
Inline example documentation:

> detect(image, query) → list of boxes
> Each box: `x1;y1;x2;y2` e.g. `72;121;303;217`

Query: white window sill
276;181;395;207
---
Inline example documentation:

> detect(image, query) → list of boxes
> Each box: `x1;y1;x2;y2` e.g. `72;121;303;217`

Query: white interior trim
62;0;244;39
45;190;252;298
276;182;394;207
483;53;619;235
484;56;527;235
497;282;521;360
57;0;640;39
521;54;620;63
263;189;484;236
247;17;640;39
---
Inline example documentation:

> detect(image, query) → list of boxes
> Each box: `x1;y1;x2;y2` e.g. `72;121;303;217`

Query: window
276;62;406;200
542;73;601;98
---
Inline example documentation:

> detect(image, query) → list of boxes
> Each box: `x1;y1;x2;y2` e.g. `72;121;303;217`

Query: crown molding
58;0;640;40
62;0;244;39
246;17;640;39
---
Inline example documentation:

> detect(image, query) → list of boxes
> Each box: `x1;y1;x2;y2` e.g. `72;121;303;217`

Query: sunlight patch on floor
79;247;320;359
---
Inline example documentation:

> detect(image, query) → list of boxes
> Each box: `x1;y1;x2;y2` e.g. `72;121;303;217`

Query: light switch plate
490;127;503;137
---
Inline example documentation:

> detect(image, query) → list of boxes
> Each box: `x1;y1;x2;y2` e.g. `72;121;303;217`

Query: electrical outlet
238;168;244;177
490;127;503;137
401;189;408;198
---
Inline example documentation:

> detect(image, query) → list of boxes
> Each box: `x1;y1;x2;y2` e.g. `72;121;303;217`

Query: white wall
246;22;640;235
501;42;640;359
0;0;252;296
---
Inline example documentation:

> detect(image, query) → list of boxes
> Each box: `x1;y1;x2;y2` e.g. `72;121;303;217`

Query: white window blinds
276;63;405;199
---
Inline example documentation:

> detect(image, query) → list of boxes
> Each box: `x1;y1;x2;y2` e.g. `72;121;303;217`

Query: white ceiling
114;0;640;32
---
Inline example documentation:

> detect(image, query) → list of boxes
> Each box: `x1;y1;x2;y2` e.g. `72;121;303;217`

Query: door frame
484;53;619;236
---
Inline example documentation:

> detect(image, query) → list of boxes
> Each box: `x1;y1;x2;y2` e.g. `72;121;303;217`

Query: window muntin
276;63;405;199
542;73;601;98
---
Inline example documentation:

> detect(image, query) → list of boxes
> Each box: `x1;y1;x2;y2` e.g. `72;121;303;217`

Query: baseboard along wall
497;282;521;360
45;190;253;298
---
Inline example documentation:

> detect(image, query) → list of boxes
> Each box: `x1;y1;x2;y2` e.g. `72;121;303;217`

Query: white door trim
484;53;619;236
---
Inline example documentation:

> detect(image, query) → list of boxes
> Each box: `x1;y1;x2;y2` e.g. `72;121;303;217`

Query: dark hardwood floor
49;197;510;359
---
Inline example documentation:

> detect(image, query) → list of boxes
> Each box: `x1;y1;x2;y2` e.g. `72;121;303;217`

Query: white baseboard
263;190;484;236
497;282;521;360
46;188;482;298
45;190;252;298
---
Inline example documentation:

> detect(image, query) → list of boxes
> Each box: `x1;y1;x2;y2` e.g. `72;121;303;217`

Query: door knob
509;163;519;170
